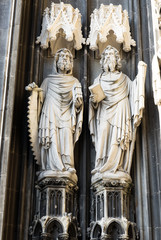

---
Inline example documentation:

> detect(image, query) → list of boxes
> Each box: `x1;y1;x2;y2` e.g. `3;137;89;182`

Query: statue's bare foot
91;168;99;175
67;167;76;173
36;171;43;176
118;167;124;172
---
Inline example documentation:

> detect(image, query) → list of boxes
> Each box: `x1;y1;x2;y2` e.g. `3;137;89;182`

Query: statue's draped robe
89;71;144;173
38;74;83;171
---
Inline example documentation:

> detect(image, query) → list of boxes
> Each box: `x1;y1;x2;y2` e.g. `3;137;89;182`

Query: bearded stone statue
26;48;83;181
89;45;147;182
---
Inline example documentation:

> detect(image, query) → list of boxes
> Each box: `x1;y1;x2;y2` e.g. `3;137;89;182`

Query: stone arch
128;224;134;239
32;221;42;240
106;221;124;240
92;223;102;239
46;219;63;240
68;222;77;239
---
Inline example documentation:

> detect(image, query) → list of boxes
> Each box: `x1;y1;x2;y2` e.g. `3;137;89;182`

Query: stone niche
27;2;85;235
28;2;145;240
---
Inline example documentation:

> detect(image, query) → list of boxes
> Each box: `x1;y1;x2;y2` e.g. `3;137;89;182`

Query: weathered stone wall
0;0;34;239
0;0;22;238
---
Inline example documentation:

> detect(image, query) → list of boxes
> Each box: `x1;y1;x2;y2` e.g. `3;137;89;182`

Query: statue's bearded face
57;51;72;73
103;49;117;72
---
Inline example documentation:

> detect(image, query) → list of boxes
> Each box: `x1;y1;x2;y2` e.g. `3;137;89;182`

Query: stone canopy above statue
87;4;136;53
36;2;85;55
36;2;136;55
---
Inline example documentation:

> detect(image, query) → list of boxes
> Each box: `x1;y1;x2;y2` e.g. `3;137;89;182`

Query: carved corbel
36;2;85;54
87;4;136;53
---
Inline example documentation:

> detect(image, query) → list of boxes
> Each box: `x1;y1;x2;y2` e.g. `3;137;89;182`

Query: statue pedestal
30;174;79;240
90;177;137;240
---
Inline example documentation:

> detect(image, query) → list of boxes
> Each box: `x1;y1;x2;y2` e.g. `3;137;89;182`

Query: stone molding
36;175;78;190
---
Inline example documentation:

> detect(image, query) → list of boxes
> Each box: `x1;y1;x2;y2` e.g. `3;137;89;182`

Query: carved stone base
37;170;78;184
90;179;136;240
91;171;132;185
29;176;79;239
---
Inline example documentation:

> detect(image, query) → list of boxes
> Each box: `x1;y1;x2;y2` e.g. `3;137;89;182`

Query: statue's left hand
42;136;51;149
25;82;42;92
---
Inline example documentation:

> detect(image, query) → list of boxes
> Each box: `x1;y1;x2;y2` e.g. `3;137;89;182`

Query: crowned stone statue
89;45;147;182
26;48;83;182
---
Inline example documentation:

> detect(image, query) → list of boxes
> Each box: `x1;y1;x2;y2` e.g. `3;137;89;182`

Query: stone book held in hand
89;83;106;102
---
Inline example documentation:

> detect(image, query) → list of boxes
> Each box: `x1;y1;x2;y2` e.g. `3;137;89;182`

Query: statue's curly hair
100;45;122;71
54;48;73;65
54;48;73;74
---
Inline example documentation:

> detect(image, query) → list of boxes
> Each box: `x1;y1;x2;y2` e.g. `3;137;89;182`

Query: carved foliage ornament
87;4;136;52
36;2;85;52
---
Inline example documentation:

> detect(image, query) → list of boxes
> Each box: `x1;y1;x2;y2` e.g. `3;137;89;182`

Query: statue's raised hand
25;82;42;92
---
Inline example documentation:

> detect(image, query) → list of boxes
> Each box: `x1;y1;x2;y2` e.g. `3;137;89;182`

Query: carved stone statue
89;45;146;181
26;48;83;180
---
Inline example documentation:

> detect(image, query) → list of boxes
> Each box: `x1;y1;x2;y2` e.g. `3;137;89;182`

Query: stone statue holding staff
89;45;147;181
